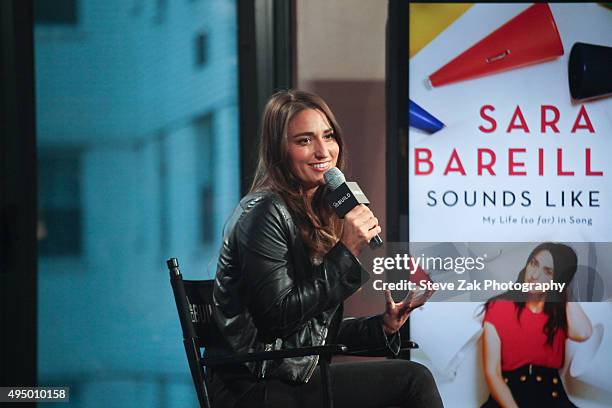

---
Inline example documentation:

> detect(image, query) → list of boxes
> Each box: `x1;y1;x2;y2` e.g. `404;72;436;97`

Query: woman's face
286;108;340;195
524;249;554;293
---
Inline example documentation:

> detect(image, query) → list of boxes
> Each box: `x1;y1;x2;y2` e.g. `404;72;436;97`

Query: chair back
167;258;226;347
183;280;230;347
166;257;216;408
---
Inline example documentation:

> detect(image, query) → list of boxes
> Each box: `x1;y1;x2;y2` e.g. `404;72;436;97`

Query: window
37;152;82;256
194;32;209;67
195;114;214;245
34;0;78;25
35;1;239;405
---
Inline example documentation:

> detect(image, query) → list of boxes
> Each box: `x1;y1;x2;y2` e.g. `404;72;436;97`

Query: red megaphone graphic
429;3;564;87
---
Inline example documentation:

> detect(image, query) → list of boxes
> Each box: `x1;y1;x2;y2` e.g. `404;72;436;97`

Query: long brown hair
483;243;578;345
250;90;347;261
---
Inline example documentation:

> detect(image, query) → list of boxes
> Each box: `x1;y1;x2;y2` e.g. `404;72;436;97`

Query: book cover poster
407;3;612;407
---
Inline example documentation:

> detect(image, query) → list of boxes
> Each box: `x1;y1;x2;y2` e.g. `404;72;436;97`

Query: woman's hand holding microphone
340;204;381;258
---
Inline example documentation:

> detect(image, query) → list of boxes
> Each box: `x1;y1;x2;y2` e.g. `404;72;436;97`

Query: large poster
407;3;612;407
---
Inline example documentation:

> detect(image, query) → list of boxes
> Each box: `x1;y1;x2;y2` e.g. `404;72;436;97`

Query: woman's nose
313;138;329;158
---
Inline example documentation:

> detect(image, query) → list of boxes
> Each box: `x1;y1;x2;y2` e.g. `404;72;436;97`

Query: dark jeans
209;360;443;408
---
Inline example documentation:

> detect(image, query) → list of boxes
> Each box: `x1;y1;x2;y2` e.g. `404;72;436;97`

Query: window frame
237;0;294;195
0;0;38;387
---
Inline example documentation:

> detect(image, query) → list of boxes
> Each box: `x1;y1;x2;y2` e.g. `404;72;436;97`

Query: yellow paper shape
409;3;473;58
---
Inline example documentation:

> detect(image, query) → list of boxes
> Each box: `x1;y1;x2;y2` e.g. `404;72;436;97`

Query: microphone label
326;182;370;218
332;193;352;208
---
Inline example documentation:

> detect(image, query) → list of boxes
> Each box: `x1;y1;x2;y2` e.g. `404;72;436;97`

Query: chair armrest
341;340;419;357
202;344;347;367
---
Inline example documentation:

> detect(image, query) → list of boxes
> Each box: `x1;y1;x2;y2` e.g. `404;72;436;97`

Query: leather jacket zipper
304;354;320;383
304;324;328;383
261;343;274;378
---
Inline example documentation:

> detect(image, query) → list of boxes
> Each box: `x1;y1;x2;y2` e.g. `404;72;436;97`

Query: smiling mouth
310;162;331;170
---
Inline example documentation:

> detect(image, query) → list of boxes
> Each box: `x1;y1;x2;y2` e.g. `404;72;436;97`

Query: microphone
323;167;383;250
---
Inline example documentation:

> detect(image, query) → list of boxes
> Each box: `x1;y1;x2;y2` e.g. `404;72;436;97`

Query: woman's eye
297;138;310;145
324;133;335;140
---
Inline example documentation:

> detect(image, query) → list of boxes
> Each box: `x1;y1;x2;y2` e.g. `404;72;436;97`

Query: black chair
167;258;418;408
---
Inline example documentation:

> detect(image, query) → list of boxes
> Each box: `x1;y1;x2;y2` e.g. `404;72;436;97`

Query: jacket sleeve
237;198;370;339
337;315;401;355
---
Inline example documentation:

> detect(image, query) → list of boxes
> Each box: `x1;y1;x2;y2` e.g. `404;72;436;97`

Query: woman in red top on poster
481;243;592;408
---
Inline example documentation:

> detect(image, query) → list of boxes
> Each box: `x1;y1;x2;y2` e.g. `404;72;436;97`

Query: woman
210;90;443;408
481;243;592;408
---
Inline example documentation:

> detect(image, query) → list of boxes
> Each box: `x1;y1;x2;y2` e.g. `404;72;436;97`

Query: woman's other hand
340;204;381;257
381;289;432;335
382;290;415;335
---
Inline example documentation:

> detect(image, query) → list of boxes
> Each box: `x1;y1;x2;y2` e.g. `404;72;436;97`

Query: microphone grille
324;167;345;190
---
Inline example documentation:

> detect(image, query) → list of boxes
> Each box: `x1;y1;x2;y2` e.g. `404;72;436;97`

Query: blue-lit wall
35;1;240;406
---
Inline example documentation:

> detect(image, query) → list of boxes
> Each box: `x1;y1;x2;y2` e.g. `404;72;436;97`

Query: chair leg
319;357;334;408
184;339;212;408
200;369;213;408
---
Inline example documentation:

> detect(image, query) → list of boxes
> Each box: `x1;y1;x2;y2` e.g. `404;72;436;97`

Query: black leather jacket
212;191;400;383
